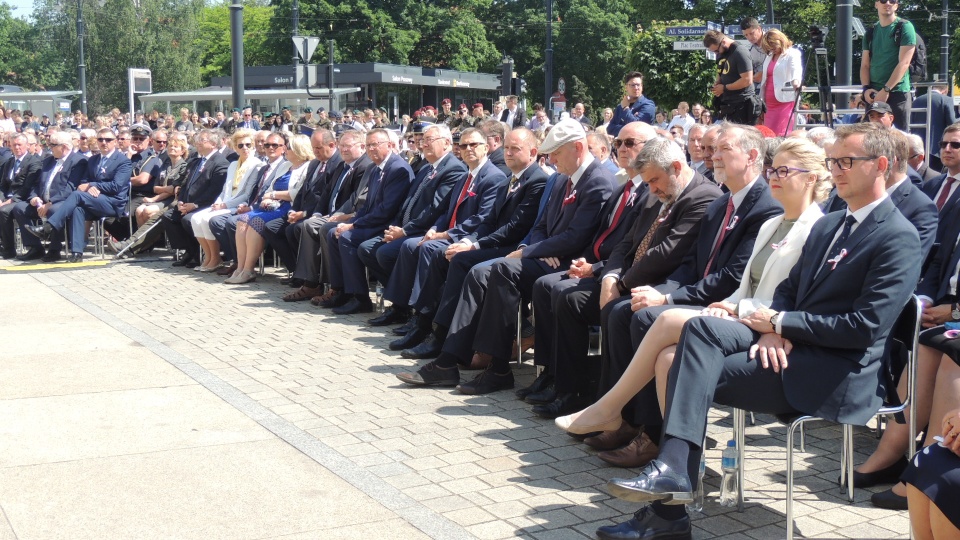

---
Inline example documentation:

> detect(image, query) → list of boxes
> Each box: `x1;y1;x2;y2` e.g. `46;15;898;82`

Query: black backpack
865;18;927;82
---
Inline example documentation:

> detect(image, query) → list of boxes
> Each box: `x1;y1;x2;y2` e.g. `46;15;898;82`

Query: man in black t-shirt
703;30;757;125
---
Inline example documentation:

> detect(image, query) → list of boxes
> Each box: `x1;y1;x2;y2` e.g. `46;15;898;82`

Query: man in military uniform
450;104;469;132
222;108;242;134
314;108;334;131
437;99;455;127
296;107;317;133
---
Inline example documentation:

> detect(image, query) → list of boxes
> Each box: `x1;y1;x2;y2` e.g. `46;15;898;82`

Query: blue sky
6;0;33;19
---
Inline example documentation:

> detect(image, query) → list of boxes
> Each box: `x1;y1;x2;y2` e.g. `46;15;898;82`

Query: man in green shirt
859;0;916;131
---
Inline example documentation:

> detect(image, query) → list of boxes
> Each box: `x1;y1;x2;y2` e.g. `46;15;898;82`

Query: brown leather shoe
597;432;659;468
584;421;641;451
216;262;238;276
510;335;536;360
466;352;492;370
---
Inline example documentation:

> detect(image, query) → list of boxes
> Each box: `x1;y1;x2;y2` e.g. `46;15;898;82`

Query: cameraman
703;30;757;125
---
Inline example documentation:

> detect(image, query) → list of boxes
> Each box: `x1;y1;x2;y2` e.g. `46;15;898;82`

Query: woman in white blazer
557;138;832;434
759;29;804;136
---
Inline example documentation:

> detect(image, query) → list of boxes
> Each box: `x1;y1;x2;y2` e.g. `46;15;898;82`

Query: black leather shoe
870;486;908;510
456;368;514;395
396;361;460;386
66;253;84;263
516;370;553;400
332;296;374;315
849;456;908;488
318;290;349;308
393;315;419;336
1;251;17;259
367;306;410;326
41;251;62;262
525;385;558;405
401;335;443;359
280;276;303;288
25;222;54;240
16;247;44;261
596;505;692;540
606;459;693;505
389;327;429;351
532;393;589;419
171;256;194;267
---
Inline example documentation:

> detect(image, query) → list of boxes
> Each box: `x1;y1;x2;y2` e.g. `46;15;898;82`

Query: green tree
626;20;716;111
196;3;280;84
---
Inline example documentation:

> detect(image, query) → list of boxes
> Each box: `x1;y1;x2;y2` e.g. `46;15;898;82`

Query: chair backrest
880;295;922;411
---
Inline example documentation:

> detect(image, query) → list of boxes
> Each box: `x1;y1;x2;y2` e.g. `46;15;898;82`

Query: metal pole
942;0;950;83
545;0;553;110
836;0;853;87
766;0;775;24
77;0;87;115
291;0;300;72
229;2;245;111
328;40;336;112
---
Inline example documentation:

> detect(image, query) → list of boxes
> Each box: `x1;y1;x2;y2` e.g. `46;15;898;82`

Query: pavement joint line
0;502;18;540
32;272;478;540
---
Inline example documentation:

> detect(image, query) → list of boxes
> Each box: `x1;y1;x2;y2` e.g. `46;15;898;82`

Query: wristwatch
952;303;960;321
882;85;893;93
769;311;782;330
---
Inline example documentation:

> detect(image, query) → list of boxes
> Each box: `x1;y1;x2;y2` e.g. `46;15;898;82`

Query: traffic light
499;57;514;95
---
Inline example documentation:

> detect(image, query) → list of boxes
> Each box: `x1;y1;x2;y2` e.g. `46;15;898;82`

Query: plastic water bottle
686;452;706;513
718;439;739;507
375;283;384;313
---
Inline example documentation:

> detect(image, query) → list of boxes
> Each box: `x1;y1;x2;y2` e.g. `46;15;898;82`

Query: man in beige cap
396;118;617;393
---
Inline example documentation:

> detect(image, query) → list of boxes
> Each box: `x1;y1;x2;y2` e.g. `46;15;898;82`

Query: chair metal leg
515;304;523;366
749;412;756;425
258;252;265;275
843;425;855;502
786;419;802;540
734;408;746;512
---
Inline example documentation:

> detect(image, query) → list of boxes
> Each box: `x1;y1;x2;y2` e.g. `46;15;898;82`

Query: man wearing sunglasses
26;128;132;263
920;123;960;216
105;124;161;242
860;0;917;131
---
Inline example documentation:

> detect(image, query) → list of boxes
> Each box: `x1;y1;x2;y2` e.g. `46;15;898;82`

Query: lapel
718;180;763;250
805;201;888;296
97;152;111;180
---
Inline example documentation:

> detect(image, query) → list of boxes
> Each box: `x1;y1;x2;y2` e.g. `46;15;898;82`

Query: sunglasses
236;142;253;149
939;141;960;150
878;0;898;4
131;137;147;142
154;140;168;145
97;137;116;142
613;138;647;149
262;143;284;149
458;142;486;150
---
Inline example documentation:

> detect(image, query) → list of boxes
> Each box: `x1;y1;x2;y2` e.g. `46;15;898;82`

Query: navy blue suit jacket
29;152;88;204
399;153;468;236
82;151;133;212
657;178;783;305
472;165;548;249
917;202;960;303
772;197;921;425
444;159;507;238
351;153;414;236
178;151;230;209
911;91;957;158
586;180;648;265
606;96;657;137
1;153;42;202
522;158;617;260
295;153;343;217
888;178;937;261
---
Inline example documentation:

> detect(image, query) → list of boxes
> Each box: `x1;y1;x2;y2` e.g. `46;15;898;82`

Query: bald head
616;122;658;172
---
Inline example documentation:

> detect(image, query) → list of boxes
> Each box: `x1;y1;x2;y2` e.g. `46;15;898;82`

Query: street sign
673;41;706;51
558;77;566;95
665;26;706;37
292;35;321;63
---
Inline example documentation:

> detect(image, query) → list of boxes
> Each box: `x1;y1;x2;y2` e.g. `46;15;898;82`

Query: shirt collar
846;192;889;223
885;175;909;194
729;176;758;211
469;157;488;178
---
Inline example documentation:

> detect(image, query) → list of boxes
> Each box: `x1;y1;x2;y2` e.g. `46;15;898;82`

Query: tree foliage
626;20;717;111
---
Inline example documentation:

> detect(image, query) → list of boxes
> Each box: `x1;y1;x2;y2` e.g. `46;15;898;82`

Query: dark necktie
703;197;735;277
10;158;20;180
822;214;858;272
185;157;207;192
593;181;634;260
252;162;271;200
329;164;351;213
402;165;435;225
633;201;673;265
448;173;473;229
936;177;957;211
506;175;520;197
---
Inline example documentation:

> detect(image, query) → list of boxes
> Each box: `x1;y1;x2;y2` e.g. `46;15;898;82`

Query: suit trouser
443;257;557;368
261;217;297;272
47;191;120;254
12;201;64;251
326;227;373;295
0;202;18;254
532;273;607;394
209;213;242;262
161;207;203;261
663;316;798;447
292;215;334;284
381;236;444;308
599;302;685;427
357;235;406;286
887;91;910;132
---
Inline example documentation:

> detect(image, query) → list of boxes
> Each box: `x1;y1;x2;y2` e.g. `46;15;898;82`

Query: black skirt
901;443;960;529
918;326;960;367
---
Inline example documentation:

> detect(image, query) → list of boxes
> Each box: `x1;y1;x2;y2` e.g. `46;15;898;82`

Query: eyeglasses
878;0;898;4
96;137;116;142
421;136;444;145
236;142;253;149
262;142;284;149
939;141;960;150
613;138;647;149
154;140;168;145
825;156;878;170
458;141;486;150
765;166;811;179
367;140;390;147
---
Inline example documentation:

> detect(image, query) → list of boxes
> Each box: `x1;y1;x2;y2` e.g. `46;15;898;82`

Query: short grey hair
425;124;453;142
49;131;73;148
632;136;687;172
718;122;766;175
906;133;925;156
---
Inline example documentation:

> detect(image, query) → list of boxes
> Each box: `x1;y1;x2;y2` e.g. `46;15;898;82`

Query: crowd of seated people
4;82;960;540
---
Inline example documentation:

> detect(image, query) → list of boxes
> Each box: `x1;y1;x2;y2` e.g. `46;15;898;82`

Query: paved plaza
0;254;913;539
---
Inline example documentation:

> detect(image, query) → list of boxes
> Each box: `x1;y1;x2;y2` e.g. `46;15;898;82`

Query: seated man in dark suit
12;132;87;261
0;133;43;258
363;124;472;326
397;118;617;394
323;128;414;314
394;128;547;355
591;123;782;467
597;121;921;540
161;129;230;268
26;128;132;263
528;131;721;419
359;124;470;325
920;122;960;220
285;131;372;303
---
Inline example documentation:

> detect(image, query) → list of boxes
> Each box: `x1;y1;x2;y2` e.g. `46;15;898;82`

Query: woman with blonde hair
557;138;832;444
225;133;313;284
760;28;804;136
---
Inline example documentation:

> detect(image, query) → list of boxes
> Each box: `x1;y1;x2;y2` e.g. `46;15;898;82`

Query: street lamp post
544;0;553;108
76;0;87;115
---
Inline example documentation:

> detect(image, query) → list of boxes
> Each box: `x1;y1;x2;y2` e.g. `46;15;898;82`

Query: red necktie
704;197;735;277
448;173;473;229
592;181;634;260
935;177;957;211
